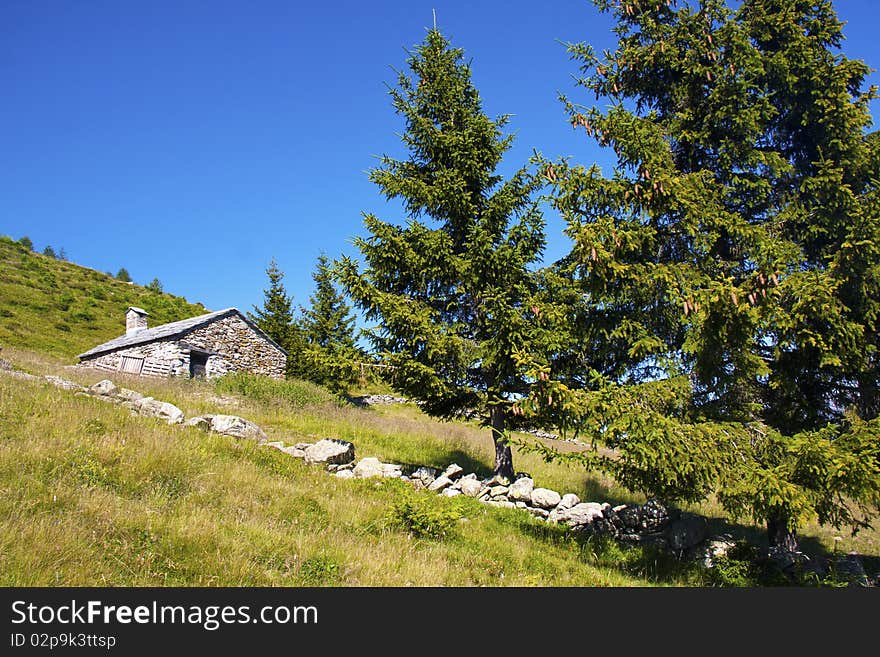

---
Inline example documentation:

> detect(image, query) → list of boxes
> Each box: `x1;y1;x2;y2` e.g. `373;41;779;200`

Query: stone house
77;307;287;379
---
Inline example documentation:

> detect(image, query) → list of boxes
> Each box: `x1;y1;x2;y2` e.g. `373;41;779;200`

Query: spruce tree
303;254;356;351
523;0;880;552
115;267;131;282
248;258;301;372
338;28;548;479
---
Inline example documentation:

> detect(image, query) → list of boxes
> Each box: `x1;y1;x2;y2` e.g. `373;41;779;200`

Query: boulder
526;507;550;519
427;476;454;492
663;513;708;552
440;463;464;480
303;438;354;465
132;397;184;425
638;499;672;532
116;387;144;402
507;477;534;503
441;488;462;497
617;504;642;530
458;478;484;497
208;414;268;442
832;553;870;587
552;502;606;529
284;446;306;458
293;442;314;450
335;469;355;480
695;535;738;568
409;466;438;485
88;379;118;396
530;488;562;509
486;500;516;509
45;375;86;391
184;416;212;430
352;457;385;479
265;441;285;450
488;485;510;498
381;463;403;478
557;493;580;511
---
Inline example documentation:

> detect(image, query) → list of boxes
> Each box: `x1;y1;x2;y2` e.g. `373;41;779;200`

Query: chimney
125;307;149;335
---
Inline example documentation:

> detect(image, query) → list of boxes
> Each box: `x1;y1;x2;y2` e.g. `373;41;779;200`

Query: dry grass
2;347;877;586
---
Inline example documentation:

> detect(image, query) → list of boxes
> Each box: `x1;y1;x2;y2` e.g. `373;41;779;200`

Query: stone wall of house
79;314;286;380
184;314;286;379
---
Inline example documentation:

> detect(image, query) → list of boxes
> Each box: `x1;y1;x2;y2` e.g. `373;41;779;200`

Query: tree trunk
767;512;798;553
490;405;514;480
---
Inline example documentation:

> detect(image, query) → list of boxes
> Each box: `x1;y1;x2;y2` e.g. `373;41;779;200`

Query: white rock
409;466;438;484
489;485;510;498
486;500;516;509
89;379;118;396
133;397;184;425
441;488;462;497
304;438;355;465
526;507;550;519
458;478;484;497
530;488;562;509
551;502;606;527
281;446;307;458
515;501;528;509
209;414;268;442
507;477;534;502
558;493;581;511
45;375;86;391
381;463;403;478
441;463;464;480
116;387;144;402
335;469;355;480
427;476;454;492
352;457;385;479
266;441;285;449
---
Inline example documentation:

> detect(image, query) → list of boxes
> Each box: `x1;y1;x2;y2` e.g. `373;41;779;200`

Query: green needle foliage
249;258;308;377
519;0;880;551
300;253;361;391
338;28;551;479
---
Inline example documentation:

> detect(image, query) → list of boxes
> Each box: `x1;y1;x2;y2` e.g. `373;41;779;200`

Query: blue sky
2;0;879;319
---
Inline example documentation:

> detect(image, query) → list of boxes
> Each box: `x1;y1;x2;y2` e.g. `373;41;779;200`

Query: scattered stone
352;394;409;406
458;478;483;497
427;476;454;492
638;499;672;532
116;387;144;402
507;477;534;503
486;500;516;509
304;438;355;465
335;469;355;480
381;463;403;478
280;445;305;458
489;485;510;499
336;462;354;472
441;488;462;497
530;488;562;509
617;505;642;530
440;464;464;480
184;416;211;430
212;415;268;442
44;375;86;391
4;370;39;381
833;553;870;587
695;534;738;568
551;502;606;529
409;466;438;484
352;457;385;479
663;513;708;552
88;379;118;396
514;501;528;509
265;441;285;449
557;493;580;511
132;397;184;424
485;474;511;487
526;507;550;519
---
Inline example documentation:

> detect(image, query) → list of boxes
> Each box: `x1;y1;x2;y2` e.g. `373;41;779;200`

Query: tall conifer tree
523;0;880;552
338;28;549;479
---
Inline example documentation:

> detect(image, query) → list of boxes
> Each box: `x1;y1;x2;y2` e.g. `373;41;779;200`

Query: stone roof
77;308;287;359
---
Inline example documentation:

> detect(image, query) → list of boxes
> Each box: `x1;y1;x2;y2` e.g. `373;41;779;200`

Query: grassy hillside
0;237;876;586
0;236;207;359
